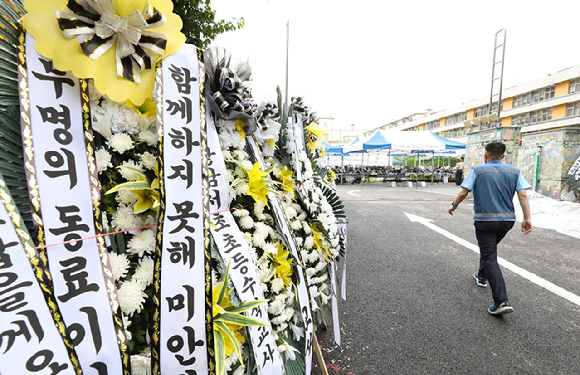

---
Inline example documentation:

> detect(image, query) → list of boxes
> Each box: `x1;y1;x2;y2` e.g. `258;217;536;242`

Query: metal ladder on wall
488;29;507;128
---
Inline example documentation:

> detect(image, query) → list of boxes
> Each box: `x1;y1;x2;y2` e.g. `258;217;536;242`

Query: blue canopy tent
321;142;343;154
342;131;467;184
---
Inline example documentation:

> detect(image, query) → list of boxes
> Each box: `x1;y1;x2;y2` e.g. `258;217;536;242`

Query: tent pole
341;152;344;186
361;151;364;186
431;151;434;185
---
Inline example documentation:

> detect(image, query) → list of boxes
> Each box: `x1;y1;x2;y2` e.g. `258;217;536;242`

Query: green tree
172;0;245;49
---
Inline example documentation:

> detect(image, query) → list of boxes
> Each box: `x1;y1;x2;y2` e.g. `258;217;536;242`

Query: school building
374;65;580;198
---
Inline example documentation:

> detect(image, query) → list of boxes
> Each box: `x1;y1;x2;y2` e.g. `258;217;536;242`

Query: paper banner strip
207;117;284;374
246;137;315;375
20;31;127;374
153;44;212;375
0;172;81;375
337;218;347;301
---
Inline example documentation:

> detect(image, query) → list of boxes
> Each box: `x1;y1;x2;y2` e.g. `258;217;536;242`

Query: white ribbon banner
337;218;347;301
206;118;284;374
246;138;314;375
329;261;341;346
25;33;123;374
158;44;208;374
0;191;76;375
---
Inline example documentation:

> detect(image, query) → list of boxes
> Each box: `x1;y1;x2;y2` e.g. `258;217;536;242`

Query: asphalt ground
312;183;580;375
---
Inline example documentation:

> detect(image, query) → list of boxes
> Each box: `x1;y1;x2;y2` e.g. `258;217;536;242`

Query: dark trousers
455;170;463;185
475;221;515;303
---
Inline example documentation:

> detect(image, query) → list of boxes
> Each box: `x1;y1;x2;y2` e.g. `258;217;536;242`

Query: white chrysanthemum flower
268;299;284;315
239;215;254;229
233;150;246;161
291;220;302;230
133;256;154;290
139;152;157;170
331;237;339;247
252;232;267;249
122;315;132;341
241;160;253;170
139;130;159;146
254;222;269;236
119;160;144;181
253;200;265;215
234;182;248;197
233;209;250;217
285;206;297;219
130;353;151;375
262;242;277;254
111;204;138;231
118;280;147;316
262;143;275;157
271;277;284;294
232;364;246;375
95;147;113;173
304;236;314;250
303;223;312;234
294;236;303;247
110;252;130;281
111;104;141;135
116;189;138;205
108;133;134;154
127;229;156;257
242;232;253;245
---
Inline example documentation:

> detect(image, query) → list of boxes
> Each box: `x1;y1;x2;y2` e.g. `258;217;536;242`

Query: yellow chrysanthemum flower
273;242;293;287
22;0;186;105
305;121;327;152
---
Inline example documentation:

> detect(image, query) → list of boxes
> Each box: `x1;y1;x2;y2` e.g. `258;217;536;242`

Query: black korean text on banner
0;173;80;375
337;218;347;301
329;261;340;346
20;33;125;374
206;117;284;374
246;137;315;375
153;44;211;375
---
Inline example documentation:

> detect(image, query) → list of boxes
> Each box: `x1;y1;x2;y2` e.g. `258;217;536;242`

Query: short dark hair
485;142;506;159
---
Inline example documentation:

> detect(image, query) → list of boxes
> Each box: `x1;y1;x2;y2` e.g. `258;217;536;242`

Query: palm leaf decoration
0;1;32;233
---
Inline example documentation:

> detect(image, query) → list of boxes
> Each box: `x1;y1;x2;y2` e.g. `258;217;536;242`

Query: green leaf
215;321;243;365
216;263;231;305
230;177;246;188
214;330;225;375
105;181;151;195
224;299;268;314
215;312;269;327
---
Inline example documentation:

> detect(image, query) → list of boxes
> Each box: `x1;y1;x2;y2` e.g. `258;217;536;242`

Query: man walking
448;142;532;315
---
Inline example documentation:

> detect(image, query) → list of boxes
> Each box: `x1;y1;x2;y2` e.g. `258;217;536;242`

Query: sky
210;0;580;135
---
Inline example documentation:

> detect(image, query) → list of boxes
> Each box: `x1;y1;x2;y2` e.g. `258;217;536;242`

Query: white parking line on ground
423;190;459;197
347;190;362;196
404;212;580;308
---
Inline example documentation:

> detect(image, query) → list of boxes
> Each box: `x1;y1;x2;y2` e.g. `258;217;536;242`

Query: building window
567;101;580;117
533;86;555;102
512;113;530;126
424;120;439;131
445;115;456;126
530;108;552;124
513;92;532;108
474;105;488;118
570;78;580;94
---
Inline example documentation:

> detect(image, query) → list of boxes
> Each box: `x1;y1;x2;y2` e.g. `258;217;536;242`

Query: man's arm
517;189;532;235
448;188;470;215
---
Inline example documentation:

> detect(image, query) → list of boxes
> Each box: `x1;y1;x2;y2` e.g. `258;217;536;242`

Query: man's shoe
473;272;488;288
488;301;514;315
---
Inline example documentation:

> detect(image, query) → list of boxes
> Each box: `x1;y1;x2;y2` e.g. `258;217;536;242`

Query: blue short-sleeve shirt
461;159;531;221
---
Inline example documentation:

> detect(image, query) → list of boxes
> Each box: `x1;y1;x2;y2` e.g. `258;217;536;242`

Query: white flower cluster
215;118;297;337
